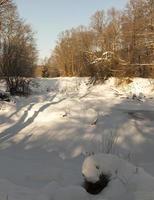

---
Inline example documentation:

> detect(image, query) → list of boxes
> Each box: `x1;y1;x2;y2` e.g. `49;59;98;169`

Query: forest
44;0;154;79
0;0;154;82
0;0;37;94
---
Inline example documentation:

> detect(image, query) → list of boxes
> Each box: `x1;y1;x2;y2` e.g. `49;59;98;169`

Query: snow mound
82;153;136;183
82;154;154;200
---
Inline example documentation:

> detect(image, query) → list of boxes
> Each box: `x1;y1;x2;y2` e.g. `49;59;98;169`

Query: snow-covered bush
82;154;135;184
82;153;154;199
82;153;136;195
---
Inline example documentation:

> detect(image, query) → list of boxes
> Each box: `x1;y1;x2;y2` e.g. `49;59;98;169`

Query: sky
14;0;128;61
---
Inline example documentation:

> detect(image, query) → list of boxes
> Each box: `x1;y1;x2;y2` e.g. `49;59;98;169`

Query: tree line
45;0;154;80
0;0;154;91
0;0;37;94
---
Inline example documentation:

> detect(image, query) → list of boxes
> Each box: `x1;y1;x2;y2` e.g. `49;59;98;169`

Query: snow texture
0;77;154;199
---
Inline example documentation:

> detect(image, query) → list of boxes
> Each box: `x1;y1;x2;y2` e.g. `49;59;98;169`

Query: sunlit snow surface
1;77;154;199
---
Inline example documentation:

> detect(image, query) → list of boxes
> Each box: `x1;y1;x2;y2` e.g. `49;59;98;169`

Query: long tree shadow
0;77;60;125
0;95;50;125
0;94;65;144
18;97;154;170
1;91;154;176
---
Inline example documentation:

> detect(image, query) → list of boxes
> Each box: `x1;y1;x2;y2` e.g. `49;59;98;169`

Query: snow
82;154;154;200
54;186;89;200
1;77;154;199
0;178;46;200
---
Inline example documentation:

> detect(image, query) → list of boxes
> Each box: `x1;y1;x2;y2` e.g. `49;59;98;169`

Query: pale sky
14;0;128;61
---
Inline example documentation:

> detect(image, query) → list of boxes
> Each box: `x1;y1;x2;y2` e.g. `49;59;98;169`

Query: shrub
6;77;31;96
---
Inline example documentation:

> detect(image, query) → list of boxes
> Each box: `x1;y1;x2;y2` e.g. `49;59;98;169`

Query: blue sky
14;0;128;61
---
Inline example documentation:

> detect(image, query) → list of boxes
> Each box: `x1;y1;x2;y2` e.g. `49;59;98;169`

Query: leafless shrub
6;77;31;96
100;131;118;154
115;77;133;87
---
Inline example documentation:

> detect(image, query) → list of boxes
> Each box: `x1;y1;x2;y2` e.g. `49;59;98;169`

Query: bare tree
0;0;37;95
48;0;154;79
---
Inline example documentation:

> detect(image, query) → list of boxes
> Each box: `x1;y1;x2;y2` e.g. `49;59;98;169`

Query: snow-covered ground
1;77;154;199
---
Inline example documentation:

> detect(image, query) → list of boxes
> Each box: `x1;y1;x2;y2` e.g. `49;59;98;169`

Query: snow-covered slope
1;77;154;199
